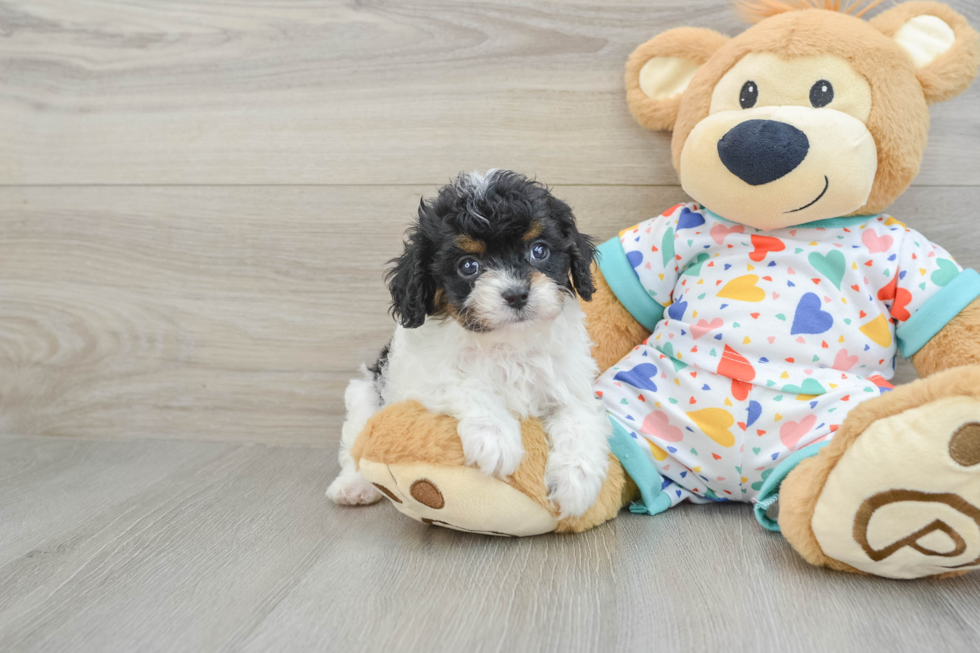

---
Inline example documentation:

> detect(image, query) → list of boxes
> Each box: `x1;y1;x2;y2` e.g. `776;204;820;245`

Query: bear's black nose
717;119;809;186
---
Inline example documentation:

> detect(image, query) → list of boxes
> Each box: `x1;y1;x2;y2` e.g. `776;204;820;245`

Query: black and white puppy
327;170;611;517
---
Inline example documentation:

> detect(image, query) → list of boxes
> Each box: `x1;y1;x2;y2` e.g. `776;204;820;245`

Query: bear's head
626;0;979;229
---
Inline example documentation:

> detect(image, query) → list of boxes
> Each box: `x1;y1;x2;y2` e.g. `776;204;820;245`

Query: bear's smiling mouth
785;175;830;213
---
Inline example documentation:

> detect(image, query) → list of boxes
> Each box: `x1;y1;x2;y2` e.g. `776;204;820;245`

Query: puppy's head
387;170;596;332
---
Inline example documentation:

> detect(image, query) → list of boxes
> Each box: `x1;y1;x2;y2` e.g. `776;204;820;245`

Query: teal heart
735;466;742;473
751;468;773;491
919;282;927;290
620;398;628;404
684;252;711;276
690;448;698;455
766;380;775;387
932;259;958;287
733;322;741;328
752;447;762;455
662;227;675;267
698;293;707;300
795;248;804;254
812;355;820;362
782;378;826;395
773;395;784;402
776;314;786;321
844;318;852;325
808;250;845;290
657;343;688;372
669;398;679;404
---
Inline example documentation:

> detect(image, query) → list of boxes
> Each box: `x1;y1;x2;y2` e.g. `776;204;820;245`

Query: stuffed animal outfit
352;0;980;580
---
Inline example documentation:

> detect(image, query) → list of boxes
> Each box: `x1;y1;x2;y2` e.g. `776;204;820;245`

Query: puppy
327;170;611;518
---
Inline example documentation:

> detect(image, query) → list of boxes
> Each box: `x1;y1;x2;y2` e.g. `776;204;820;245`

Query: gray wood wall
2;0;979;445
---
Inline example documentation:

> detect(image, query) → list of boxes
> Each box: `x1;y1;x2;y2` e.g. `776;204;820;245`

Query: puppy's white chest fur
382;300;597;419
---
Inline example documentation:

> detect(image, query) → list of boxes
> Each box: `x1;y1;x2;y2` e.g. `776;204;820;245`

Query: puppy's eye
457;257;481;278
530;243;550;261
739;81;758;109
810;80;833;108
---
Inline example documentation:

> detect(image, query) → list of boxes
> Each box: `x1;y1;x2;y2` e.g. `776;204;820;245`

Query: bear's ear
625;27;730;131
871;2;980;104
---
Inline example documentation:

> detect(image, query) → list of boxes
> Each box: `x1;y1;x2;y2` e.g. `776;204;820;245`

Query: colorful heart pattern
597;203;965;508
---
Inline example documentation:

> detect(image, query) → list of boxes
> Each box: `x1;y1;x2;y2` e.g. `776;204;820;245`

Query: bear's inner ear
626;27;729;132
638;56;701;102
871;3;980;104
893;15;956;70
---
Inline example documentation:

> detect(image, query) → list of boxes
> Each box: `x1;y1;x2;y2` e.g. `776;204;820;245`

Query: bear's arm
579;262;651;375
911;298;980;377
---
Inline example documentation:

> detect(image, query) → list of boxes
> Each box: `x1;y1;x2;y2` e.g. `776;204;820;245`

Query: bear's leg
352;401;636;536
771;366;980;579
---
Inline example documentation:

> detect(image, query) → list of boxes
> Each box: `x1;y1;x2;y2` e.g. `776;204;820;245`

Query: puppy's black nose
502;287;529;310
717;119;809;186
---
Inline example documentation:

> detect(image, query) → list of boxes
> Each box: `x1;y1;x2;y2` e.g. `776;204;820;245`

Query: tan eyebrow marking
523;221;543;242
457;235;485;254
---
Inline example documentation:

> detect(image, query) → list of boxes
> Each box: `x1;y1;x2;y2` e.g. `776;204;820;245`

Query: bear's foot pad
812;395;980;579
358;459;559;537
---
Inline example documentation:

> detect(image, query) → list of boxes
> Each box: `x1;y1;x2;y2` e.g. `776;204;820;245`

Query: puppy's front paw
327;471;384;506
458;420;525;478
545;451;608;519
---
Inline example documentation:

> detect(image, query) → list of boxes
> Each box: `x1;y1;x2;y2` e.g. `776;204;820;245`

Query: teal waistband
608;419;672;516
753;441;830;532
897;268;980;358
596;237;665;332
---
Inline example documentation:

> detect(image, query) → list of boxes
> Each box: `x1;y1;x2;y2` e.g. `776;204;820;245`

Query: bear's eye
810;80;834;108
739;81;758;109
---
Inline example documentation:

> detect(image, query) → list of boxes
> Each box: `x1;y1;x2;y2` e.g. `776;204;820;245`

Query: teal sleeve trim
753;441;830;533
897;268;980;359
596;237;665;332
608;418;672;516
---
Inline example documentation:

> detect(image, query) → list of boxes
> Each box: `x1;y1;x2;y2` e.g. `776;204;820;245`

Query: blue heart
667;446;677;453
676;207;705;231
746;400;762;427
613;363;659;392
626;250;643;268
667;300;688;320
714;333;723;340
791;292;834;335
768;260;776;267
680;471;688;478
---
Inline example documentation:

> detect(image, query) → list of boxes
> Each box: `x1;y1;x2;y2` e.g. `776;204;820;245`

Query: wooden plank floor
2;1;980;651
3;434;980;653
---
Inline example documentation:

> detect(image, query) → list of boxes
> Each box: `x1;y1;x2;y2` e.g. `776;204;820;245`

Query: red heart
749;235;785;262
851;284;860;291
712;453;722;460
890;288;912;321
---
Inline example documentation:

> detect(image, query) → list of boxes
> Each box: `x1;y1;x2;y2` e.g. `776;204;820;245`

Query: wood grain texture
1;434;979;653
1;0;978;185
2;186;975;442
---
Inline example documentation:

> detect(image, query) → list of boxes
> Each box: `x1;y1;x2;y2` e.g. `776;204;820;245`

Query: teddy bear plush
350;0;980;580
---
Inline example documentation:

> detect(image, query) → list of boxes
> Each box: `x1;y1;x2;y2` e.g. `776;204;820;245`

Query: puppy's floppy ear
625;27;729;131
549;195;597;301
871;2;980;104
386;204;436;329
569;231;597;301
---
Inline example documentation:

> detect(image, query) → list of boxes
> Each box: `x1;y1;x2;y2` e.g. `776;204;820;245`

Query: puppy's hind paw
327;472;383;506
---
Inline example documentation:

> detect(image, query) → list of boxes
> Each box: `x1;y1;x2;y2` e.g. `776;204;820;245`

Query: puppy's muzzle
502;286;530;311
